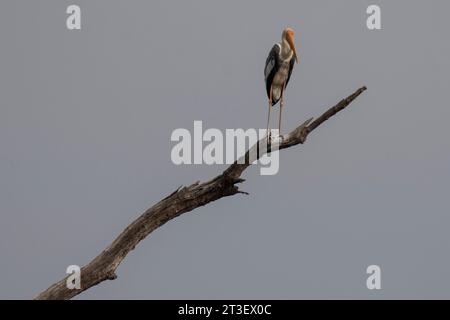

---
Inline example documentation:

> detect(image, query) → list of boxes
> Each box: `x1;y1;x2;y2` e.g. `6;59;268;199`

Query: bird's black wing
285;56;296;88
264;44;280;100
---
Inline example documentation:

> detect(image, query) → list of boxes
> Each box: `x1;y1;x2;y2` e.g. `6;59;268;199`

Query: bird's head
282;27;298;63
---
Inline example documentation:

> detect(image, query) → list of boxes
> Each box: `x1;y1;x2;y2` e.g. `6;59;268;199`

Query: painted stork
264;27;299;138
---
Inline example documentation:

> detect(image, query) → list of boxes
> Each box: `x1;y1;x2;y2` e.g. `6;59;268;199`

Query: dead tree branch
34;86;367;300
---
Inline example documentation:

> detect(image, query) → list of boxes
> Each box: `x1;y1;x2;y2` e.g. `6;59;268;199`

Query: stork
264;27;299;139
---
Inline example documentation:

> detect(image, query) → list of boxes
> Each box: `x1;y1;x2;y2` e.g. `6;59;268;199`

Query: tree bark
34;86;367;300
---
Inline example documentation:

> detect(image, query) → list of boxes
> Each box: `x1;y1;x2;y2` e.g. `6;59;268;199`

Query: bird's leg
266;85;272;141
278;82;286;137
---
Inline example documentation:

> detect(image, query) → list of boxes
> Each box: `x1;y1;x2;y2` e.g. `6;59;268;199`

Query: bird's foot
274;134;283;143
268;131;283;144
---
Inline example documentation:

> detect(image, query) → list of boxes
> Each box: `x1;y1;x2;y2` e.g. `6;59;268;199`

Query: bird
264;27;299;139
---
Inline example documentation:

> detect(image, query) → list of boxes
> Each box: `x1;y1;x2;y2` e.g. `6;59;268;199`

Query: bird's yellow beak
286;30;298;63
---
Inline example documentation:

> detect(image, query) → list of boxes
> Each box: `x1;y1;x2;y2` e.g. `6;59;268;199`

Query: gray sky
1;0;450;299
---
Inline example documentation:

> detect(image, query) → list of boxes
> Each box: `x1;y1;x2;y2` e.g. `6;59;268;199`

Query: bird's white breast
272;60;291;101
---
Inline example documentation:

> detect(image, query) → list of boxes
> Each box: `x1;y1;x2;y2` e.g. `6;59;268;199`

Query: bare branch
34;86;367;300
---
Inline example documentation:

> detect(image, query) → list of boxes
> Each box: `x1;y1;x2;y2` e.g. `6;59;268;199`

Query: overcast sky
1;0;450;299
